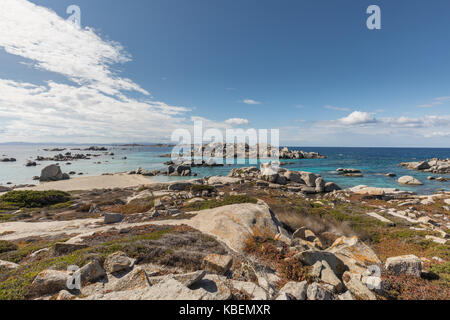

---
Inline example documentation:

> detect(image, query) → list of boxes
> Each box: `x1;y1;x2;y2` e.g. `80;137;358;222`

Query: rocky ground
0;165;448;300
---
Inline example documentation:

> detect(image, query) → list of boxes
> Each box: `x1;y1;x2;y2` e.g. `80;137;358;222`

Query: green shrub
0;214;14;222
0;191;71;208
0;240;17;254
185;195;257;211
190;185;215;193
430;262;450;282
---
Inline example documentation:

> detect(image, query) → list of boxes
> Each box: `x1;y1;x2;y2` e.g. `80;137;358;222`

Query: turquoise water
0;144;448;194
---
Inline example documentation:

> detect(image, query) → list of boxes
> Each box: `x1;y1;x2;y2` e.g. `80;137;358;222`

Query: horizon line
0;142;449;149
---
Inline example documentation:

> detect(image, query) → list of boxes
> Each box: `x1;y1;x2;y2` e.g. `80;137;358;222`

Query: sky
0;0;449;147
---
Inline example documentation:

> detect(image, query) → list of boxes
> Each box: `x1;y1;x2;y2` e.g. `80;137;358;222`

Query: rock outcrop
228;165;340;194
279;147;326;159
398;176;423;186
186;202;282;252
400;159;450;174
385;255;422;277
336;168;363;177
39;165;70;182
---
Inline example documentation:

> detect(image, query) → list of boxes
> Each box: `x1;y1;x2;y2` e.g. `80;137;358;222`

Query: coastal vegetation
184;195;257;211
0;191;71;209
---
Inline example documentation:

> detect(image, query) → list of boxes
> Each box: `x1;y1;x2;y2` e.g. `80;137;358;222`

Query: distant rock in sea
400;158;450;174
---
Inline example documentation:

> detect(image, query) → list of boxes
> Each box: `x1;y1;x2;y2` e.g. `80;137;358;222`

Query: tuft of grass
109;198;154;215
0;214;14;222
0;240;18;254
185;195;257;211
430;262;450;282
244;227;310;283
50;201;74;209
190;185;215;193
381;272;449;300
0;191;71;209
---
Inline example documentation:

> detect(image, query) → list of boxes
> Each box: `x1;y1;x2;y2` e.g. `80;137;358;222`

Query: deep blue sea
0;144;449;195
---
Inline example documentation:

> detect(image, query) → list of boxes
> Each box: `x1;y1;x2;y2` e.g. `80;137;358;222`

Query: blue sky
0;0;449;146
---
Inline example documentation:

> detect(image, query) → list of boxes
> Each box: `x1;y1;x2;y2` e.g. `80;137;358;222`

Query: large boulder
300;172;318;187
80;260;106;284
0;259;19;270
278;281;307;300
147;271;207;288
306;282;333;300
29;270;68;297
106;267;150;292
260;162;278;176
40;165;66;182
413;161;431;171
320;260;343;293
167;181;194;191
231;280;268;300
342;272;376;300
385;255;422;277
0;186;12;192
104;213;125;224
293;227;323;249
104;251;134;273
324;182;341;192
398;176;423;186
315;177;325;193
295;250;347;276
186;203;280;252
82;276;231;300
283;171;304;184
326;236;381;275
202;254;233;274
207;176;241;185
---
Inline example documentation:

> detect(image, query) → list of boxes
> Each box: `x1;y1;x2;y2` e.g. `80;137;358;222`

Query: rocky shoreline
0;162;448;300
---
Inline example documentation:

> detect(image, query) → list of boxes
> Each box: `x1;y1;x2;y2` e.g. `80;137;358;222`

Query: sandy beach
17;173;154;192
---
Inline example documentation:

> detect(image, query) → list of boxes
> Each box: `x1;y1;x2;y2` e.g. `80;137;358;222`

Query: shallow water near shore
0;144;448;195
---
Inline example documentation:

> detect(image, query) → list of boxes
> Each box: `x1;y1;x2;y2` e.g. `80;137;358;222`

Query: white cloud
338;111;377;126
434;96;450;101
0;0;229;143
424;131;450;138
0;79;190;142
417;96;450;108
324;105;351;112
382;115;450;128
0;0;147;96
225;118;249;126
242;99;261;105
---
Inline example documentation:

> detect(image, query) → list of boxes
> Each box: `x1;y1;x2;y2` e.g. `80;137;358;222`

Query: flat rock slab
366;212;395;226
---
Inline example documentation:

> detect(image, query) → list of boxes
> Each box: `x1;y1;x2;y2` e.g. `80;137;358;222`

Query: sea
0;144;449;195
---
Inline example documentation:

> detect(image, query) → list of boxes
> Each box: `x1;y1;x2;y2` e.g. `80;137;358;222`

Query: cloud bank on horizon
0;0;448;147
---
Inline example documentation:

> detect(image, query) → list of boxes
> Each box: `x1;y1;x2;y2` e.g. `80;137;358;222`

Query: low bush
185;195;257;211
0;191;71;208
0;240;18;254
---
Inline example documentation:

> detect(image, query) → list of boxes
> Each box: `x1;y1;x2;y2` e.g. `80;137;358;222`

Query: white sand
17;173;155;192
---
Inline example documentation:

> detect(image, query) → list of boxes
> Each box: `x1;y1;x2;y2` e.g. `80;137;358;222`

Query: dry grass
244;227;310;283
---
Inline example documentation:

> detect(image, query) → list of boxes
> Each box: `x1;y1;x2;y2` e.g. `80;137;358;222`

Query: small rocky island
400;159;450;174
